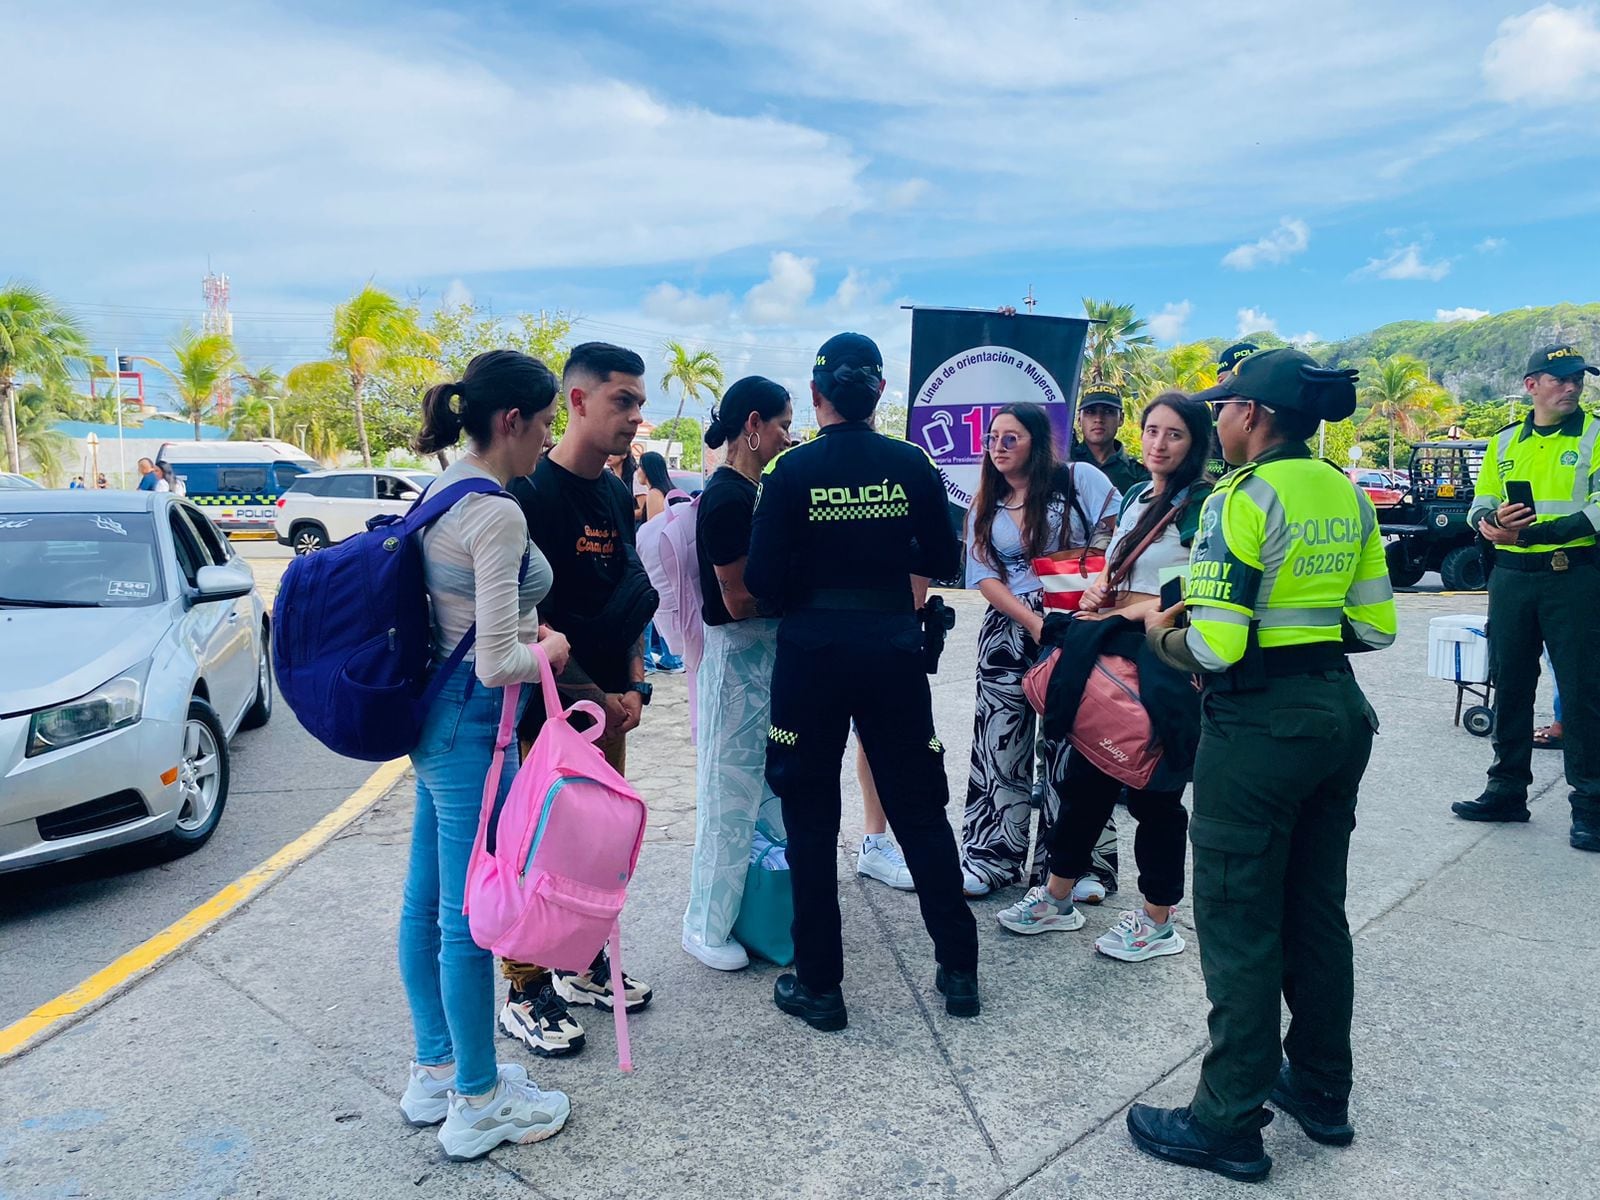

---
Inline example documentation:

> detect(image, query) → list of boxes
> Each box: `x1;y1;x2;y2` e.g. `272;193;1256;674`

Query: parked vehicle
669;469;705;496
1379;440;1489;590
0;473;44;489
1345;468;1404;507
156;440;319;539
0;491;271;872
274;468;435;553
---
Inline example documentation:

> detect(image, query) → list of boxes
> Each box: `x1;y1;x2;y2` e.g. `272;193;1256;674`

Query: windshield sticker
107;579;152;598
0;518;32;530
93;515;128;537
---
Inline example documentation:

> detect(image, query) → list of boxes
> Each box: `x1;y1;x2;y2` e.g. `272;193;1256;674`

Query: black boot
934;967;980;1018
1451;791;1531;823
1572;814;1600;852
1269;1060;1354;1146
1126;1104;1272;1183
773;974;847;1032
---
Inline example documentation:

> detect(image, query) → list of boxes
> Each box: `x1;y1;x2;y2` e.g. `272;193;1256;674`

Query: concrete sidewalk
4;591;1596;1199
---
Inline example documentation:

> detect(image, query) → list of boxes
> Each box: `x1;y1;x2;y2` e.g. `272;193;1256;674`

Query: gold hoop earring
747;432;760;452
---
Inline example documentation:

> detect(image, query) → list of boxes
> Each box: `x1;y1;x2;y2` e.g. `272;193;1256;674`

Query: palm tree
1081;298;1155;389
1356;354;1458;471
0;281;88;473
14;383;71;484
136;329;243;441
289;286;438;465
659;342;724;437
234;367;286;439
1141;341;1218;400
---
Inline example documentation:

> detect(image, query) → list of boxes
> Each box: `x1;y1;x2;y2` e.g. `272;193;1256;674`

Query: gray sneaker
1095;909;1185;962
996;885;1085;935
437;1074;570;1160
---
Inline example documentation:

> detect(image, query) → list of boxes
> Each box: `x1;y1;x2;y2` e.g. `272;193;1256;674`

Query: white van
156;440;320;537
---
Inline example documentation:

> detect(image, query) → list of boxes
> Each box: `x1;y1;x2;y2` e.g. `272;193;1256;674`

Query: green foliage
14;383;71;484
874;401;909;441
138;329;244;441
1081;298;1154;390
0;281;88;473
652;416;703;469
660;341;724;429
1355;354;1457;472
1317;419;1362;467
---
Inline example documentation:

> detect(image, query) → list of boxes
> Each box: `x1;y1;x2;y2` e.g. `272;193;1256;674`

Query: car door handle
227;611;240;623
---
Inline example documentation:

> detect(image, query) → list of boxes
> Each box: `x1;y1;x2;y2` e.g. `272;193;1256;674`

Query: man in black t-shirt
500;342;657;1058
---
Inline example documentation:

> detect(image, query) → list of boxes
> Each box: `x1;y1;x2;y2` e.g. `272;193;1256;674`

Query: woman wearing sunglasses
996;392;1214;961
961;403;1121;898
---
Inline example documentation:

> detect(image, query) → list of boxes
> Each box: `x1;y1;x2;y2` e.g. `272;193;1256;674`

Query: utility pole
1023;285;1038;313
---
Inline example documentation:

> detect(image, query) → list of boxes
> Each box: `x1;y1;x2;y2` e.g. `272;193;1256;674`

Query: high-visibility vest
1182;445;1396;670
1469;412;1600;553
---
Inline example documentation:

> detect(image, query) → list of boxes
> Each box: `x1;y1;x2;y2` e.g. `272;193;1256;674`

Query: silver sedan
0;491;271;872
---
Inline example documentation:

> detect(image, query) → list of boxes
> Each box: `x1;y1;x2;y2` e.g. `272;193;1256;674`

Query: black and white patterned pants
959;593;1118;891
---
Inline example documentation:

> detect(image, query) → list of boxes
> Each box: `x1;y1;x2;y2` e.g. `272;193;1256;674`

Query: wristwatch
626;681;653;706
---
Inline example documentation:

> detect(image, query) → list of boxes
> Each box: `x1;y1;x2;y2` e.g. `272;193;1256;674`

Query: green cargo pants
1485;558;1600;820
1188;669;1377;1135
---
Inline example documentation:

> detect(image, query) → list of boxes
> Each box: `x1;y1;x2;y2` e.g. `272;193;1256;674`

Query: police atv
1378;440;1489;591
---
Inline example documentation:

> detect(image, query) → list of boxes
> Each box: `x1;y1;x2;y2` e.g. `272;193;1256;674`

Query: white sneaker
996;885;1086;935
401;1062;527;1127
682;929;750;971
857;835;915;891
1095;909;1186;962
962;868;992;898
437;1073;571;1161
1072;877;1108;905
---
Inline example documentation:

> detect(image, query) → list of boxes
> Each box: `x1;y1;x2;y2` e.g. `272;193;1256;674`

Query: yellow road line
0;757;410;1062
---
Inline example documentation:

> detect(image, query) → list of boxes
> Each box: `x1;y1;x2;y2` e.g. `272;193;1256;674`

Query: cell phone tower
203;267;235;414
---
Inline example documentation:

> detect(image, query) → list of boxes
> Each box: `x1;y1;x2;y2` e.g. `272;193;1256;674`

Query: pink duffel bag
464;644;648;1070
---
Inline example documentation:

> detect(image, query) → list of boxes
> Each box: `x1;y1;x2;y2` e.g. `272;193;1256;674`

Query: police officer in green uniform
1071;384;1150;495
1206;343;1259;481
1126;349;1397;1183
1452;344;1600;852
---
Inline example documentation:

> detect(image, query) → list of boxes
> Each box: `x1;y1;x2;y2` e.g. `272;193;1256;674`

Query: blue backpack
273;478;521;761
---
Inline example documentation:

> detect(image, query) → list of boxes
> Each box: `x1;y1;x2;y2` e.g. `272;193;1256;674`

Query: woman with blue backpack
397;350;576;1161
681;376;795;970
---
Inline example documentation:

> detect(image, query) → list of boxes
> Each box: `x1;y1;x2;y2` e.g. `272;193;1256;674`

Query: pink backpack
464;646;648;1070
638;491;706;741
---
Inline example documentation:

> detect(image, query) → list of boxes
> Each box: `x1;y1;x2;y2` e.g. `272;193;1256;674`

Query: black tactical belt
793;588;910;613
1208;642;1349;692
1493;544;1595;573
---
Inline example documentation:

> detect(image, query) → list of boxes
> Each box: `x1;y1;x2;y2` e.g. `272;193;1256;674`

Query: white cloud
1476;236;1507;252
884;179;932;210
742;252;818;325
642;282;733;325
1484;4;1600;106
1287;330;1321;347
1148;301;1194;344
1237;307;1278;337
441;279;474;310
829;268;889;313
1436;306;1490;322
4;3;865;292
1355;243;1452;281
1221;218;1311;270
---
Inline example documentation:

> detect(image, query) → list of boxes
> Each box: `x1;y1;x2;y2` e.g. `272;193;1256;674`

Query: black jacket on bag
1036;612;1202;786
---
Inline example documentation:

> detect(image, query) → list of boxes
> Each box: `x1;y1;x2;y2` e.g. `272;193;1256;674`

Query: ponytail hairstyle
706;375;791;448
1106;391;1213;584
969;403;1064;573
638;450;674;495
415;349;559;455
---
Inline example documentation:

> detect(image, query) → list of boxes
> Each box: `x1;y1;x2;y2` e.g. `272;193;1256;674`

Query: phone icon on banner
923;410;955;457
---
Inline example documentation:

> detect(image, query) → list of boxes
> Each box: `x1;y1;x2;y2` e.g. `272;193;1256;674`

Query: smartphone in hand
1160;576;1184;611
1506;480;1536;512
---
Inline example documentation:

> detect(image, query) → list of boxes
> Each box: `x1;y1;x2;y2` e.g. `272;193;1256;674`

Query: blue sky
7;0;1600;418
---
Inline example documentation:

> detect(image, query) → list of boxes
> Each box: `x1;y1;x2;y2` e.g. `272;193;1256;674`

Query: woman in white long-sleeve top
395;350;574;1162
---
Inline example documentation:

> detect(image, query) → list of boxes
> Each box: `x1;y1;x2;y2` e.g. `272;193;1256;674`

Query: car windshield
402;472;435;491
0;511;165;608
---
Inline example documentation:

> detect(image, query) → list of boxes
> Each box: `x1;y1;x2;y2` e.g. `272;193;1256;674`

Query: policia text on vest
1129;348;1397;1183
1453;343;1600;850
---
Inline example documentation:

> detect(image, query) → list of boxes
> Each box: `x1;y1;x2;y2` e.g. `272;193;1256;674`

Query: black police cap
1193;347;1359;421
1217;342;1260;373
1525;344;1598;379
813;332;883;393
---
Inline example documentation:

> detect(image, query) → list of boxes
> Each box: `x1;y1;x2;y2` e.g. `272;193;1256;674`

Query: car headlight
26;674;145;757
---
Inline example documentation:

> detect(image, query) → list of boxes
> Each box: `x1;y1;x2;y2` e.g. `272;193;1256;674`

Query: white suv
274;468;435;554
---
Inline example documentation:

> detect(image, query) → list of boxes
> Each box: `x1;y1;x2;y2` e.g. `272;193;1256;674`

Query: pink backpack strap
609;921;633;1072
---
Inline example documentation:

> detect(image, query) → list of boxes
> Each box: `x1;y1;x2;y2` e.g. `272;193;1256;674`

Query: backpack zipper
520;775;599;880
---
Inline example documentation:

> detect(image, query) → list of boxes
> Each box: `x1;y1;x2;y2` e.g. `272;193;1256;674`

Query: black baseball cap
813;332;883;392
1078;384;1124;411
1525;344;1598;379
1193;347;1359;421
1217;342;1259;373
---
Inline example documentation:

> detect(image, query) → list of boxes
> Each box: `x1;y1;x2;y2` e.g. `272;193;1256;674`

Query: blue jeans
647;621;682;669
399;668;522;1096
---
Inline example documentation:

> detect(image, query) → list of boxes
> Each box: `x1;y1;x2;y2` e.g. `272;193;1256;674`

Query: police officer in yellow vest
1126;349;1397;1183
1453;344;1600;852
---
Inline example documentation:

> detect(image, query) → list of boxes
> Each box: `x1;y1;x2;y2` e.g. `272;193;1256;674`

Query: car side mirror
400;489;422;501
192;563;255;605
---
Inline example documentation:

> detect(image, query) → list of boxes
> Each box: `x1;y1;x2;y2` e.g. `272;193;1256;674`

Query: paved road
0;542;377;1028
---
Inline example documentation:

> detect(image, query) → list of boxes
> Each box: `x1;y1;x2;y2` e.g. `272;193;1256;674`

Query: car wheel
153;698;230;857
1439;544;1486;592
292;523;328;554
240;626;273;730
1385;540;1425;589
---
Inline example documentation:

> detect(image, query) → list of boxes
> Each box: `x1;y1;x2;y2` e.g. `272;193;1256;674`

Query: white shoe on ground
682;929;750;971
996;885;1086;935
437;1073;570;1161
961;868;992;898
857;835;916;891
401;1062;528;1127
1071;877;1108;905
